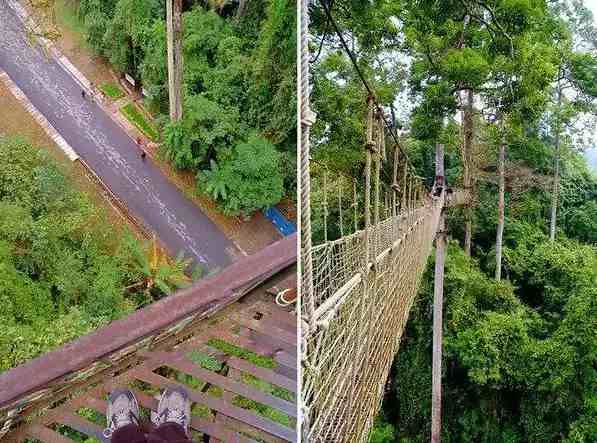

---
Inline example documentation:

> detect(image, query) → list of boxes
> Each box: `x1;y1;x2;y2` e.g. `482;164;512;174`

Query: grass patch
120;103;159;141
232;396;292;427
154;365;223;397
187;350;224;372
54;0;87;40
242;373;294;402
192;403;214;419
128;379;160;397
53;424;101;443
99;82;124;99
207;338;276;369
76;407;104;426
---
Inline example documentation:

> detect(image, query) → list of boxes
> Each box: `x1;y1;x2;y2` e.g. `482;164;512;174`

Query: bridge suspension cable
318;0;416;175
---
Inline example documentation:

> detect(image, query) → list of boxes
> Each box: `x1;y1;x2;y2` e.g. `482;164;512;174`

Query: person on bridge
103;386;194;443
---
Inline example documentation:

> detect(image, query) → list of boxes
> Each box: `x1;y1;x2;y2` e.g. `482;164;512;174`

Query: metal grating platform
0;235;297;443
6;299;297;443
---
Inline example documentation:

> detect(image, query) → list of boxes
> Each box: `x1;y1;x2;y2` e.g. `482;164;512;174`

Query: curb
0;70;79;161
77;158;152;240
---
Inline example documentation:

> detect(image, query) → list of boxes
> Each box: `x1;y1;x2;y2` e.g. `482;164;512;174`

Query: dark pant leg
146;422;193;443
111;423;148;443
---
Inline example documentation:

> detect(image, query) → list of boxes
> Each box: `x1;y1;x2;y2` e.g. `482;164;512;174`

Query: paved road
0;3;235;271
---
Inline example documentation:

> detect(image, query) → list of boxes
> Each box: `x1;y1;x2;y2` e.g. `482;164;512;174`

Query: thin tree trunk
431;143;446;443
462;89;474;256
549;80;562;241
166;0;184;122
236;0;249;18
495;130;506;281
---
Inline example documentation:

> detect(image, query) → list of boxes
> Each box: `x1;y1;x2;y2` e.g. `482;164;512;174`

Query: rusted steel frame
267;274;298;305
3;301;297;441
17;424;72;443
232;311;297;338
198;326;297;372
0;234;296;414
26;372;255;443
97;376;254;442
1;355;143;440
266;274;297;295
5;306;295;440
250;300;297;329
231;312;297;347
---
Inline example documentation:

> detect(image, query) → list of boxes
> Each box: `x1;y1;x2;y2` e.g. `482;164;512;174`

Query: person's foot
103;389;140;439
153;386;192;435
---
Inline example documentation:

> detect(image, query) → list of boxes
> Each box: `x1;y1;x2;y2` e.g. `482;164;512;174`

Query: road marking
0;70;79;161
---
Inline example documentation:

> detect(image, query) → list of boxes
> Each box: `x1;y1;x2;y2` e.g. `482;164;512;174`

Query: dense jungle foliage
309;0;596;441
75;0;296;216
0;137;192;371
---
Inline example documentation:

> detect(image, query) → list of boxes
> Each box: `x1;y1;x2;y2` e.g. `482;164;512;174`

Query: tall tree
462;89;474;255
550;78;563;241
495;128;506;280
166;0;184;121
547;0;597;240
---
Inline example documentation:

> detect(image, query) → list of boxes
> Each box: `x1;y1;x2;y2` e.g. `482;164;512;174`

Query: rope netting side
302;197;443;442
302;100;442;441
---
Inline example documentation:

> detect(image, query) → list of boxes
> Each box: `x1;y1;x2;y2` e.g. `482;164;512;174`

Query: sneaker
103;389;140;439
153;386;192;435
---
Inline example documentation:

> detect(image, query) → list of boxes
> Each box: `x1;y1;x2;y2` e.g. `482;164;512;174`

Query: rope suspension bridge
299;2;469;441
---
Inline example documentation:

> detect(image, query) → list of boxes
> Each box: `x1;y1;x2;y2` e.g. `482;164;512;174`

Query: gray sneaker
103;389;140;439
153;386;192;435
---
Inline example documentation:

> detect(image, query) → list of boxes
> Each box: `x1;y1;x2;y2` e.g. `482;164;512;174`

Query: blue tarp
263;206;297;236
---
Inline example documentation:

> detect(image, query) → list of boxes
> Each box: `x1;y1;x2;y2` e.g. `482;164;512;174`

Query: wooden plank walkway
6;298;296;443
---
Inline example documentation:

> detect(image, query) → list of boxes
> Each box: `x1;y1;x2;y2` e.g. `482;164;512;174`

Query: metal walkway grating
6;300;297;443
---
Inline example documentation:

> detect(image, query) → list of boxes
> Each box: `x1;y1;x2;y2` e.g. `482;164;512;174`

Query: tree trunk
236;0;249;18
431;143;446;443
166;0;184;122
462;89;474;256
495;131;506;281
390;103;397;129
549;81;562;241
